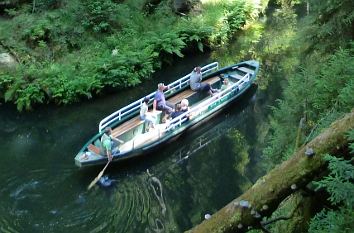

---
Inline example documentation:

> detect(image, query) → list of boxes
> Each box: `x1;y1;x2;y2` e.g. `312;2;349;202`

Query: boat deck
168;76;220;104
111;76;221;138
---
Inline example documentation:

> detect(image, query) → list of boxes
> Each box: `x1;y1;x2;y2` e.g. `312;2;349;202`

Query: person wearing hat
190;66;218;95
153;83;174;118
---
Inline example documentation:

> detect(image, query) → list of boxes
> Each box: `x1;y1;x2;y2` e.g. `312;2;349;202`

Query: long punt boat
75;60;260;167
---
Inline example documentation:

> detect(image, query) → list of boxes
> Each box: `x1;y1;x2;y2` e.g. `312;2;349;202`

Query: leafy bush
0;0;260;110
263;45;354;166
304;0;354;52
80;0;120;33
22;18;53;46
15;83;45;111
308;132;354;233
201;0;255;46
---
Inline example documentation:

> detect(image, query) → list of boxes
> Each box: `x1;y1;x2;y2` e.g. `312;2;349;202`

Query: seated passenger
220;78;230;91
190;66;218;96
140;96;156;130
171;103;183;119
180;99;190;112
180;99;190;120
101;127;124;161
153;83;174;121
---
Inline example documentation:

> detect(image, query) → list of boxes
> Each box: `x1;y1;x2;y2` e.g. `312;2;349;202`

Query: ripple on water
80;172;170;233
1;162;172;233
0;167;90;231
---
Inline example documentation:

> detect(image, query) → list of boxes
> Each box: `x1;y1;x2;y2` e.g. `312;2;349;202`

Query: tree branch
186;109;354;233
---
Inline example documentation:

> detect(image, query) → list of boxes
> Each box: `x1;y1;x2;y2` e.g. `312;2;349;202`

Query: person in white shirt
140;97;156;130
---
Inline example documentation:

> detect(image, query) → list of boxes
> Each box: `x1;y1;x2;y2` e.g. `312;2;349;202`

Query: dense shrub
0;0;261;110
80;0;120;33
263;45;354;164
308;137;354;233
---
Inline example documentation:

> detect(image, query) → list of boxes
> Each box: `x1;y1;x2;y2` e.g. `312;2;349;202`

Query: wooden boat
75;60;260;167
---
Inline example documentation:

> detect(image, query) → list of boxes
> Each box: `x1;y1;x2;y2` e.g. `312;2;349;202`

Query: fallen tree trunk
186;109;354;233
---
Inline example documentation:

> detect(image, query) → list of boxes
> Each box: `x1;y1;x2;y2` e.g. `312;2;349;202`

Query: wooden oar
87;160;111;190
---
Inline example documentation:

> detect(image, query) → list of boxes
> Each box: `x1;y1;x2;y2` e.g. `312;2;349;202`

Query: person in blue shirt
153;83;174;120
171;103;183;119
171;99;190;121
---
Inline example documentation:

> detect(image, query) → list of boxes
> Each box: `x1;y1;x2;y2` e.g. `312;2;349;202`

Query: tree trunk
269;191;319;233
186;109;354;233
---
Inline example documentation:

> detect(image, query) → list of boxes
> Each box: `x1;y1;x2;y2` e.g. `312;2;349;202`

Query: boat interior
84;64;254;158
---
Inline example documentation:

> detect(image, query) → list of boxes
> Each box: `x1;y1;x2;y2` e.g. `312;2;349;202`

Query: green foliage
308;208;354;233
314;154;354;207
15;83;45;111
80;0;120;33
0;0;259;110
37;63;102;104
224;1;247;32
22;18;53;46
199;0;256;46
303;0;354;52
263;45;354;166
310;48;354;112
0;68;46;111
348;130;354;154
94;50;155;87
308;135;354;233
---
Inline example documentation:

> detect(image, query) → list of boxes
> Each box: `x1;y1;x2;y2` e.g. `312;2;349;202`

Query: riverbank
0;0;267;111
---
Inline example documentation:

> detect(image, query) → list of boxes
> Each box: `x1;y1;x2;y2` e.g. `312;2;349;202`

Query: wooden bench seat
112;111;162;138
169;89;195;105
111;76;220;138
112;117;144;138
229;73;243;80
168;76;220;105
238;67;254;74
88;144;101;154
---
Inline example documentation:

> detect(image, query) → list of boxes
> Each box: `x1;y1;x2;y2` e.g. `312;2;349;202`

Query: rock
0;53;17;68
173;0;193;14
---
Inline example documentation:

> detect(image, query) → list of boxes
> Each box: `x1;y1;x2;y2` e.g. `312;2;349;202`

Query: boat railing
127;72;250;149
98;62;219;132
155;62;219;96
165;72;250;132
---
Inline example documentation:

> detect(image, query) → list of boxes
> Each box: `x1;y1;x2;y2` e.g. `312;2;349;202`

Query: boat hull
75;60;260;167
